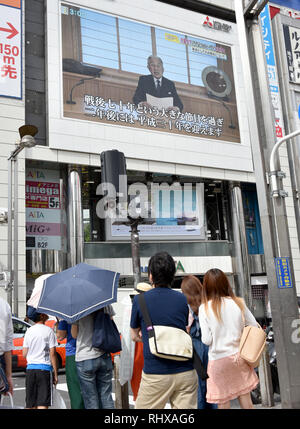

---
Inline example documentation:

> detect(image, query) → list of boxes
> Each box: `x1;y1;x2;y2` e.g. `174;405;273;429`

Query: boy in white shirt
23;312;58;409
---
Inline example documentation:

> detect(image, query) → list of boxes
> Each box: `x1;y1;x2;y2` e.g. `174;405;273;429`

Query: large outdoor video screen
61;3;240;143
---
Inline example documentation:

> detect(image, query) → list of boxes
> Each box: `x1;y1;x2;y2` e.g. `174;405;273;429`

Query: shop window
242;185;264;254
82;168;230;242
204;181;229;241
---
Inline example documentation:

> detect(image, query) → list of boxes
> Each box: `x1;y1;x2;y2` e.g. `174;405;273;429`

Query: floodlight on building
7;124;38;315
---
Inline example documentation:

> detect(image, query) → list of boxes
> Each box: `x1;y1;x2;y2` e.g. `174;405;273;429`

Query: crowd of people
0;251;259;410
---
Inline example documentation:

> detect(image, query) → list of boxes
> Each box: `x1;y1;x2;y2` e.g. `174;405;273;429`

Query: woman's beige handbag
239;313;266;368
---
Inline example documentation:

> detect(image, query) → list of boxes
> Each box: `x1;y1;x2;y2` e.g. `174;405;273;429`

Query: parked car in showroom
12;316;66;371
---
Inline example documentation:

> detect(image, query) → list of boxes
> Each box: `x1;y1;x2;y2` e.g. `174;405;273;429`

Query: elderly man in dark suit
133;55;183;112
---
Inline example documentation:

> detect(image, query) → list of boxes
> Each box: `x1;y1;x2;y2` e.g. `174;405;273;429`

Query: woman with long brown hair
199;268;259;409
181;275;217;409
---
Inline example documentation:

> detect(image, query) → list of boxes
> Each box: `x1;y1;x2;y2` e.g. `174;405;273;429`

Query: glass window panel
122;61;148;75
119;18;150;34
164;71;188;83
155;45;186;63
81;13;117;39
81;28;117;45
189;61;217;86
189;55;217;69
79;9;222;82
81;20;116;35
122;55;149;75
157;60;188;83
84;241;232;258
13;321;28;335
160;61;188;83
189;56;217;70
187;36;218;86
120;38;152;54
120;53;151;68
81;12;118;68
82;42;118;56
155;28;188;83
118;18;152;74
83;9;116;24
82;55;119;69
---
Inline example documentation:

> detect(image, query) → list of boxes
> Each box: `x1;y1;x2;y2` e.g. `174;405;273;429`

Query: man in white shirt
23;312;58;409
0;297;13;396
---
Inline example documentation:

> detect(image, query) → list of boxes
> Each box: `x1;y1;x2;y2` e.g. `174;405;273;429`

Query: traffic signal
100;149;127;201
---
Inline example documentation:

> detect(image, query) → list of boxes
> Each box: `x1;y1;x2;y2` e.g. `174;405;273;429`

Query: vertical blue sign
260;6;276;67
275;257;293;289
260;5;285;138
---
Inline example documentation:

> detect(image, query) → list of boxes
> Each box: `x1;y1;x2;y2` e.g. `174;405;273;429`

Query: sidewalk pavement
231;394;282;409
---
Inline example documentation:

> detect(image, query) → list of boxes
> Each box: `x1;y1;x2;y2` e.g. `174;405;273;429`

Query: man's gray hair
147;55;163;66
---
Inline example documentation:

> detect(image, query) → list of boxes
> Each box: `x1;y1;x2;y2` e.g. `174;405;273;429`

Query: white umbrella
27;274;58;321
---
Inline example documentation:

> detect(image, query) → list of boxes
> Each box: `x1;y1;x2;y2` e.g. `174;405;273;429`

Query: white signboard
106;184;205;241
0;1;22;99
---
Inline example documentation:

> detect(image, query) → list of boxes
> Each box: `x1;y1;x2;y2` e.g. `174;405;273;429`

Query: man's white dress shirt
0;297;13;356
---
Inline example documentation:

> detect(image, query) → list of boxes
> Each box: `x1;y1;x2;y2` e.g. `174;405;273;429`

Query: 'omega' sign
203;16;232;33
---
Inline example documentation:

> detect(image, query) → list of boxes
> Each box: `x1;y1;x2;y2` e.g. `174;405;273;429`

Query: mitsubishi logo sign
203;16;232;33
203;16;213;28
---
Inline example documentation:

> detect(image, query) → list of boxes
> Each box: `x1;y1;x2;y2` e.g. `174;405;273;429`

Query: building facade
0;0;299;327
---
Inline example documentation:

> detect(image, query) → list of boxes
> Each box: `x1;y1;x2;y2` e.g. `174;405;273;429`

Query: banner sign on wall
25;169;67;251
283;24;300;84
61;3;240;143
0;0;22;99
260;5;285;138
275;257;293;289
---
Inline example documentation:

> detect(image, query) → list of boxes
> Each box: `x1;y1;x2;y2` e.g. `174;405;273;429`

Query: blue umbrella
36;263;120;323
